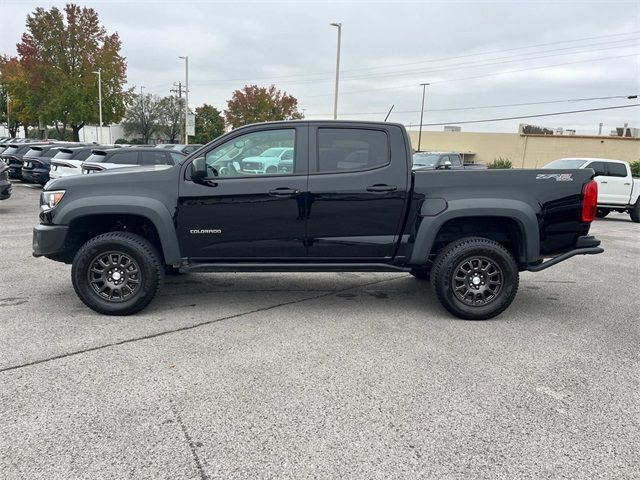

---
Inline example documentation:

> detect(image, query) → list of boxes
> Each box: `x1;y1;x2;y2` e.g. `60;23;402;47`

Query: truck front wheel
71;232;164;315
431;237;519;320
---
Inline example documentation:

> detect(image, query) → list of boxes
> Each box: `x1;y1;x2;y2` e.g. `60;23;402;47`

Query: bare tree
159;95;184;143
122;93;164;143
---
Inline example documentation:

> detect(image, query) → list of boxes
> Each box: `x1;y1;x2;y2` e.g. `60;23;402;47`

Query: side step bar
182;262;412;273
525;235;603;272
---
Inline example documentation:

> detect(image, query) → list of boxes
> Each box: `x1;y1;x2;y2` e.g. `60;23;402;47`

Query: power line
188;31;640;86
303;94;640;116
407;104;640;127
304;53;639;98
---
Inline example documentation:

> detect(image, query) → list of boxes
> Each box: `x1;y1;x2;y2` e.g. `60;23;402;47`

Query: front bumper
32;224;70;257
525;235;603;272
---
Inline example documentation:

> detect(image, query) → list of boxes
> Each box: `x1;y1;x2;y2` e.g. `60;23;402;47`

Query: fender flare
54;196;181;264
408;198;540;265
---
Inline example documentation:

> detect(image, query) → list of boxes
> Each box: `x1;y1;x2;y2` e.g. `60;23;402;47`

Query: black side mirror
190;157;207;183
436;159;453;170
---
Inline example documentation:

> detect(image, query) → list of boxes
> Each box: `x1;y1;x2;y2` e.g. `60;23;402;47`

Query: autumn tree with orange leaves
224;85;304;129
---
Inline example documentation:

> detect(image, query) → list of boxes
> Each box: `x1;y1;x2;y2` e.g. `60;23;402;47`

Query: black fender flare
408;198;540;265
53;196;181;265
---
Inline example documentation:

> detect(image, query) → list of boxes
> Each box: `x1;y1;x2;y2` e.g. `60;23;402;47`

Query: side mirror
437;159;453;170
190;157;207;183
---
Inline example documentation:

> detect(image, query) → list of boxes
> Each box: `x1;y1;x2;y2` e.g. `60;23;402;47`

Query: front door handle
269;187;299;197
366;184;397;193
600;181;608;184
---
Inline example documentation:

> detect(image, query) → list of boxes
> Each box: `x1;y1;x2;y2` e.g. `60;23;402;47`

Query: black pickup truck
33;121;603;320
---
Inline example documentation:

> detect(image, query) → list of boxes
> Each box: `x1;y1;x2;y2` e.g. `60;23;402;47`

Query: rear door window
607;163;627;177
140;151;172;166
108;151;139;165
317;128;389;173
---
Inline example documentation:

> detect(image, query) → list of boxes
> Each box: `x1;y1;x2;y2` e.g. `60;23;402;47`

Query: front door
305;125;409;259
177;125;308;259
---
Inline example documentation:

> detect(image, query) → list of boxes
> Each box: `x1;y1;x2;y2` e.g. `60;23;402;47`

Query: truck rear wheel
430;237;519;320
71;232;164;315
630;200;640;223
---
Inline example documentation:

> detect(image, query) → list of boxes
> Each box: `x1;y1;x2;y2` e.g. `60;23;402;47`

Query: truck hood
45;164;178;191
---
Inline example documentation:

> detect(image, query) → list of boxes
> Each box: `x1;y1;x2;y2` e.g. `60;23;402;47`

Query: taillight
581;180;598;223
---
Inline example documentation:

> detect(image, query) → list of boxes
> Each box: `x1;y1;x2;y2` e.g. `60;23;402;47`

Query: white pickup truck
544;157;640;222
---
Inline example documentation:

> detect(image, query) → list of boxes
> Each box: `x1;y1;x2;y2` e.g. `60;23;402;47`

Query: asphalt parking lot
0;181;638;479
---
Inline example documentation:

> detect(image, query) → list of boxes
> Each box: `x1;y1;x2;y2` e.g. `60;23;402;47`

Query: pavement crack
171;402;208;480
0;276;403;374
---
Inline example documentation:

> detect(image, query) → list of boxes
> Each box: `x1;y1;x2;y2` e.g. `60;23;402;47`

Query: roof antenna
384;105;394;122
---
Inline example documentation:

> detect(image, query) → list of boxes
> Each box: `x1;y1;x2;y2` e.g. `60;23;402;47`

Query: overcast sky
1;0;639;133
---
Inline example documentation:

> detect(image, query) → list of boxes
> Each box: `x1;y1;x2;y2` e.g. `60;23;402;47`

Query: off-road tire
630;199;640;223
410;268;430;281
72;232;164;315
430;237;519;320
596;208;610;218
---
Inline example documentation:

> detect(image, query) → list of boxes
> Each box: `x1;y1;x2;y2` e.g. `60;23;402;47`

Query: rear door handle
366;184;397;192
269;187;299;197
600;181;608;184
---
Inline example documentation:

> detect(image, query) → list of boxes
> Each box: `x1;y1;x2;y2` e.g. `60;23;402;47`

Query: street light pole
417;82;429;152
179;56;189;144
93;69;103;143
140;85;146;143
330;23;342;120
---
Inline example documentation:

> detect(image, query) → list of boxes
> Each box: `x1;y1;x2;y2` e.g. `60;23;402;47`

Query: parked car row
0;140;191;200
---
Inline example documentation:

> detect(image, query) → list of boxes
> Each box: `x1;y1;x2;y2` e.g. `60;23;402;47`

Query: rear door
586;161;618;204
306;124;409;259
604;162;632;204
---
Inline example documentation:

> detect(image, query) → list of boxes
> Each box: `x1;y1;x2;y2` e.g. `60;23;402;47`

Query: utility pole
417;83;429;152
179;56;189;144
93;69;103;143
330;23;342;120
598;122;603;135
140;86;146;143
170;82;183;98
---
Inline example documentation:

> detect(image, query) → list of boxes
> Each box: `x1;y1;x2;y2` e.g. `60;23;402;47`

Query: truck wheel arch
409;199;540;266
54;196;181;265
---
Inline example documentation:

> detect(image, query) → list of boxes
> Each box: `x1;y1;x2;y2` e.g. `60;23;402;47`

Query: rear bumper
525;235;603;272
0;180;11;200
8;166;22;179
32;224;70;257
22;169;49;184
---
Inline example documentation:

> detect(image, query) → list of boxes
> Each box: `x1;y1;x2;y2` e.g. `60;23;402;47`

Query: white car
49;146;98;179
81;148;185;174
241;147;294;174
543;157;640;222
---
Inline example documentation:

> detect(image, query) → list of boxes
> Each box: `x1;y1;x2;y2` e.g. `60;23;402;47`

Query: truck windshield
543;159;588;169
413;154;440;166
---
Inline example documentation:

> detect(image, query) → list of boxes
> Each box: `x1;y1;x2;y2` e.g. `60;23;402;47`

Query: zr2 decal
536;173;574;182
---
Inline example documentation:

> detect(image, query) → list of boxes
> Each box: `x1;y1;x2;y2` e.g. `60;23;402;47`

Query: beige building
408;130;640;168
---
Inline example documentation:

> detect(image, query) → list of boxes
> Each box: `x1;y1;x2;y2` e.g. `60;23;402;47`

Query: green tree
0;57;37;137
193;104;225;144
12;4;129;141
224;84;303;128
159;95;184;143
122;93;164;144
630;161;640;178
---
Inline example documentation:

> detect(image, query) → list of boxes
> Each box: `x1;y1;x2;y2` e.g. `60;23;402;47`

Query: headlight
40;190;66;211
